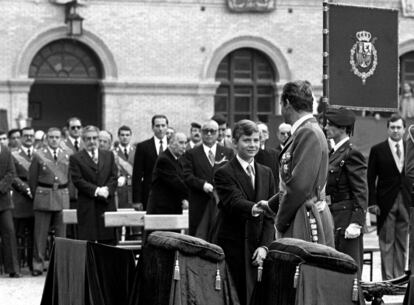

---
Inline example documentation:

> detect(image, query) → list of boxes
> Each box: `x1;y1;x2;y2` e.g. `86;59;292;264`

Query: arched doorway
214;48;278;126
28;39;104;130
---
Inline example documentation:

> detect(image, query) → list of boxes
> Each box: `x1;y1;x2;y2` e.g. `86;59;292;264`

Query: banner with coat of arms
328;5;398;111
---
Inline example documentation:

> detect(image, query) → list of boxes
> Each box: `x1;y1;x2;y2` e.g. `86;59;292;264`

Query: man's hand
203;182;214;193
181;199;189;210
132;203;143;211
255;200;275;217
97;186;109;199
369;205;380;216
344;223;361;239
117;176;126;187
26;188;33;199
252;247;268;266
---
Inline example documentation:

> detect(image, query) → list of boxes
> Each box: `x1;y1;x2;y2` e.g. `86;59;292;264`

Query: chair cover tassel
352;277;358;302
215;264;221;290
173;251;180;281
257;263;263;282
293;265;300;288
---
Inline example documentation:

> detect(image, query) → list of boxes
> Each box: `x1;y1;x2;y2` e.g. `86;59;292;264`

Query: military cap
325;108;355;127
190;122;201;129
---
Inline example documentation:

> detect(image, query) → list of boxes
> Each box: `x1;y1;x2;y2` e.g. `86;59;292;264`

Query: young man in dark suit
0;143;20;278
368;114;411;280
69;126;118;244
147;132;189;214
132;114;168;210
181;120;234;236
214;119;275;305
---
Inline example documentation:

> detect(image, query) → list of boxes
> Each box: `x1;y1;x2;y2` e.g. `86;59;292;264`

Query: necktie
246;164;255;189
208;149;215;166
74;140;79;151
27;148;31;159
91;150;98;164
159;140;164;155
396;143;401;159
53;149;57;161
124;147;128;159
329;148;334;156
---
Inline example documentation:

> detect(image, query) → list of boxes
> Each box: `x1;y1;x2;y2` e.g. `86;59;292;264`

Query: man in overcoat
0;143;20;277
69;126;118;244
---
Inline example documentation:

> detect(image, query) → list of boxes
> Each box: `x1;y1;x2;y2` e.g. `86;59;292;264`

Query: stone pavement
0;231;407;305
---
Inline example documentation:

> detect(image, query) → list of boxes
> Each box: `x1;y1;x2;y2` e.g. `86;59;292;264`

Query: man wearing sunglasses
60;117;84;238
69;125;118;244
181;120;234;236
11;127;36;273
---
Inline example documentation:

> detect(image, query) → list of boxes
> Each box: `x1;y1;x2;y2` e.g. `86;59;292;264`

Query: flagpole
322;0;330;120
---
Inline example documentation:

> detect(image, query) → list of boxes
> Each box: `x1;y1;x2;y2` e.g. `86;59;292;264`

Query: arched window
29;39;103;80
214;48;278;126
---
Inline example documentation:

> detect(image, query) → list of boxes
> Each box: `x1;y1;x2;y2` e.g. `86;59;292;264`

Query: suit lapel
196;145;213;174
232;158;255;201
383;140;400;173
98;149;105;173
81;149;97;170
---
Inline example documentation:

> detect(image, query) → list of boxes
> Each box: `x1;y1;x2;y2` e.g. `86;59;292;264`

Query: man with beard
257;80;334;246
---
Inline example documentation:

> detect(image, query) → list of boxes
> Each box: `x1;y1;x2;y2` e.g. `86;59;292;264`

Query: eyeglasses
70;126;82;130
85;136;98;141
22;134;35;138
202;129;218;134
280;132;290;136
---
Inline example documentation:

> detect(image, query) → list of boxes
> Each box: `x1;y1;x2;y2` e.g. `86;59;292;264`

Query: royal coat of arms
349;30;378;85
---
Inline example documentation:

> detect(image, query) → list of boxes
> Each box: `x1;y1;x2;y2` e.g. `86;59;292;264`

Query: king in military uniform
29;127;70;276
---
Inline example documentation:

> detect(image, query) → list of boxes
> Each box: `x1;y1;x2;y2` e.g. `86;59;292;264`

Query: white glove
117;176;126;187
203;182;214;193
315;200;326;212
344;223;361;239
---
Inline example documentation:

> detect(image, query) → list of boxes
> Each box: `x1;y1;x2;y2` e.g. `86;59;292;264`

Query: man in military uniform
29;127;70;276
259;81;334;246
115;126;135;209
11;127;35;271
325;108;367;279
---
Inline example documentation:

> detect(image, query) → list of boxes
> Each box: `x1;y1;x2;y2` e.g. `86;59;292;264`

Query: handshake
96;186;109;199
252;200;275;217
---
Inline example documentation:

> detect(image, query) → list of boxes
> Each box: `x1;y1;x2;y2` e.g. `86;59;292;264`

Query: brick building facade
0;0;412;141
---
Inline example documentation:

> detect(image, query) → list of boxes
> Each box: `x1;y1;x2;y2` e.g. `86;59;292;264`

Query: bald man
181;120;234;235
147;132;189;215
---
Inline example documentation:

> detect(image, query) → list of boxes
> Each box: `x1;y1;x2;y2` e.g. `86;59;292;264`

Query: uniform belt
330;193;352;203
329;200;354;212
37;182;68;189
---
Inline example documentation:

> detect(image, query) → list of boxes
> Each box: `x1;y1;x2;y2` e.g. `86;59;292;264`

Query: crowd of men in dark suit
0;80;412;305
